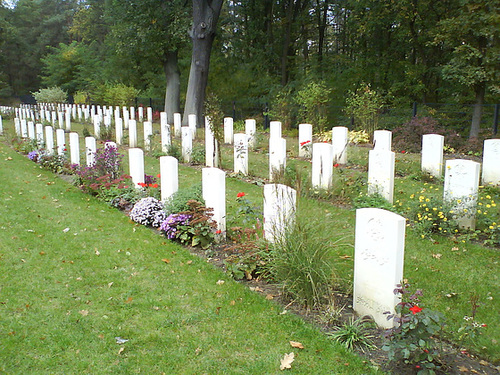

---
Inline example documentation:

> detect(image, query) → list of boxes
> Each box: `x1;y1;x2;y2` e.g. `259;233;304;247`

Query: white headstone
298;123;312;158
128;120;138;148
181;126;192;163
123;107;129;130
269;137;286;181
93;116;101;139
443;159;481;229
173;112;182;138
0;115;3;135
57;112;63;129
188;114;197;139
160;156;178;203
205;117;218;167
270;121;282;139
45;126;54;155
27;121;35;139
332;126;348;164
65;111;71;131
69;132;80;165
161;122;171;153
482;139;500;186
14;118;21;136
144;121;153;151
147;107;153;123
263;184;296;243
160;112;168;129
353;208;405;328
368;149;395;204
56;128;65;155
224;117;234;144
202;167;226;235
421;134;444;177
115;117;123;145
35;123;44;146
128;148;145;188
234;133;249;175
20;119;28;137
85;137;97;166
312;143;334;189
373;130;392;151
245;119;256;149
130;107;135;120
138;106;144;122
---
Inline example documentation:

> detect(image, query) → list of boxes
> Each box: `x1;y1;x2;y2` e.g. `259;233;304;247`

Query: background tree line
0;0;499;138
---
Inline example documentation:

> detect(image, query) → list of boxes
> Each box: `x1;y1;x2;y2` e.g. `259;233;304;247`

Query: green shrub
262;219;336;308
164;184;204;215
73;91;90;105
344;84;383;139
32;87;68;104
328;316;376;352
295;81;331;132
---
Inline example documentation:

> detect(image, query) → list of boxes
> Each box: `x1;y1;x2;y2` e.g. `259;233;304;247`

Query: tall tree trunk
469;83;485;139
163;50;181;124
183;0;223;127
280;0;294;86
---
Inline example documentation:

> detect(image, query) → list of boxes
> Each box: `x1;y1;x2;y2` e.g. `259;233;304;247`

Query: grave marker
332;126;348;164
312;143;334;189
69;132;80;165
85;137;97;166
182;126;192;163
482;139;500;186
443;159;480;229
245;119;256;149
45;126;54;155
421;134;444;177
368;149;395;204
234;133;249;175
298;123;312;158
263;184;296;243
354;208;406;328
373;130;392;151
202;167;226;235
224;117;234;144
128;148;145;188
160;156;178;202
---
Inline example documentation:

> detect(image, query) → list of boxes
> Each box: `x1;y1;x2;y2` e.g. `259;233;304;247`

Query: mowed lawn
0;141;379;374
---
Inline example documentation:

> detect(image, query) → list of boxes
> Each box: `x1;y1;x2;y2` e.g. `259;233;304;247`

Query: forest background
0;0;499;139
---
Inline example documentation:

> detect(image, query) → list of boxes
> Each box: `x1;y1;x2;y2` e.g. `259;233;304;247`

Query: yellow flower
486;195;491;199
489;225;494;230
486;204;491;208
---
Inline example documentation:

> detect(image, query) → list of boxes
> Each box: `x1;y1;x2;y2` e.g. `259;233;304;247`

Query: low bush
392;116;462;153
32;86;67;103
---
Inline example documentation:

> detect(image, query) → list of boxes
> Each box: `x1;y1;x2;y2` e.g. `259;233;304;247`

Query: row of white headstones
2;104;499;328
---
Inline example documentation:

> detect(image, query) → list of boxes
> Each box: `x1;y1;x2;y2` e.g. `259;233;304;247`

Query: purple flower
160;213;191;239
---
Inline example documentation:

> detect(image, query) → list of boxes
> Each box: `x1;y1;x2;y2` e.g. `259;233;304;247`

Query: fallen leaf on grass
115;337;128;344
339;255;351;259
79;310;89;316
266;294;274;300
432;253;442;259
94;248;100;256
289;341;304;349
452;247;459;251
249;286;263;292
118;347;125;355
125;297;133;303
458;365;469;372
161;258;170;264
186;260;193;265
280;352;295;370
216;280;225;285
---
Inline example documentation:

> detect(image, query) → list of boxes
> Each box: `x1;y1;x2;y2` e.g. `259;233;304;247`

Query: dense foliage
0;0;499;137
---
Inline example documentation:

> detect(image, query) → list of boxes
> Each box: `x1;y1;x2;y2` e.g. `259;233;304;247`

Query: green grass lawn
1;117;499;371
0;134;379;373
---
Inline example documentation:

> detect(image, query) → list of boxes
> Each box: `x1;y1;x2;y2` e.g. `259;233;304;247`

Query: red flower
157;173;161;178
409;305;423;314
216;230;221;234
138;182;146;187
152;183;158;188
237;192;246;198
481;324;487;327
300;140;311;146
333;163;340;168
401;150;406;154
